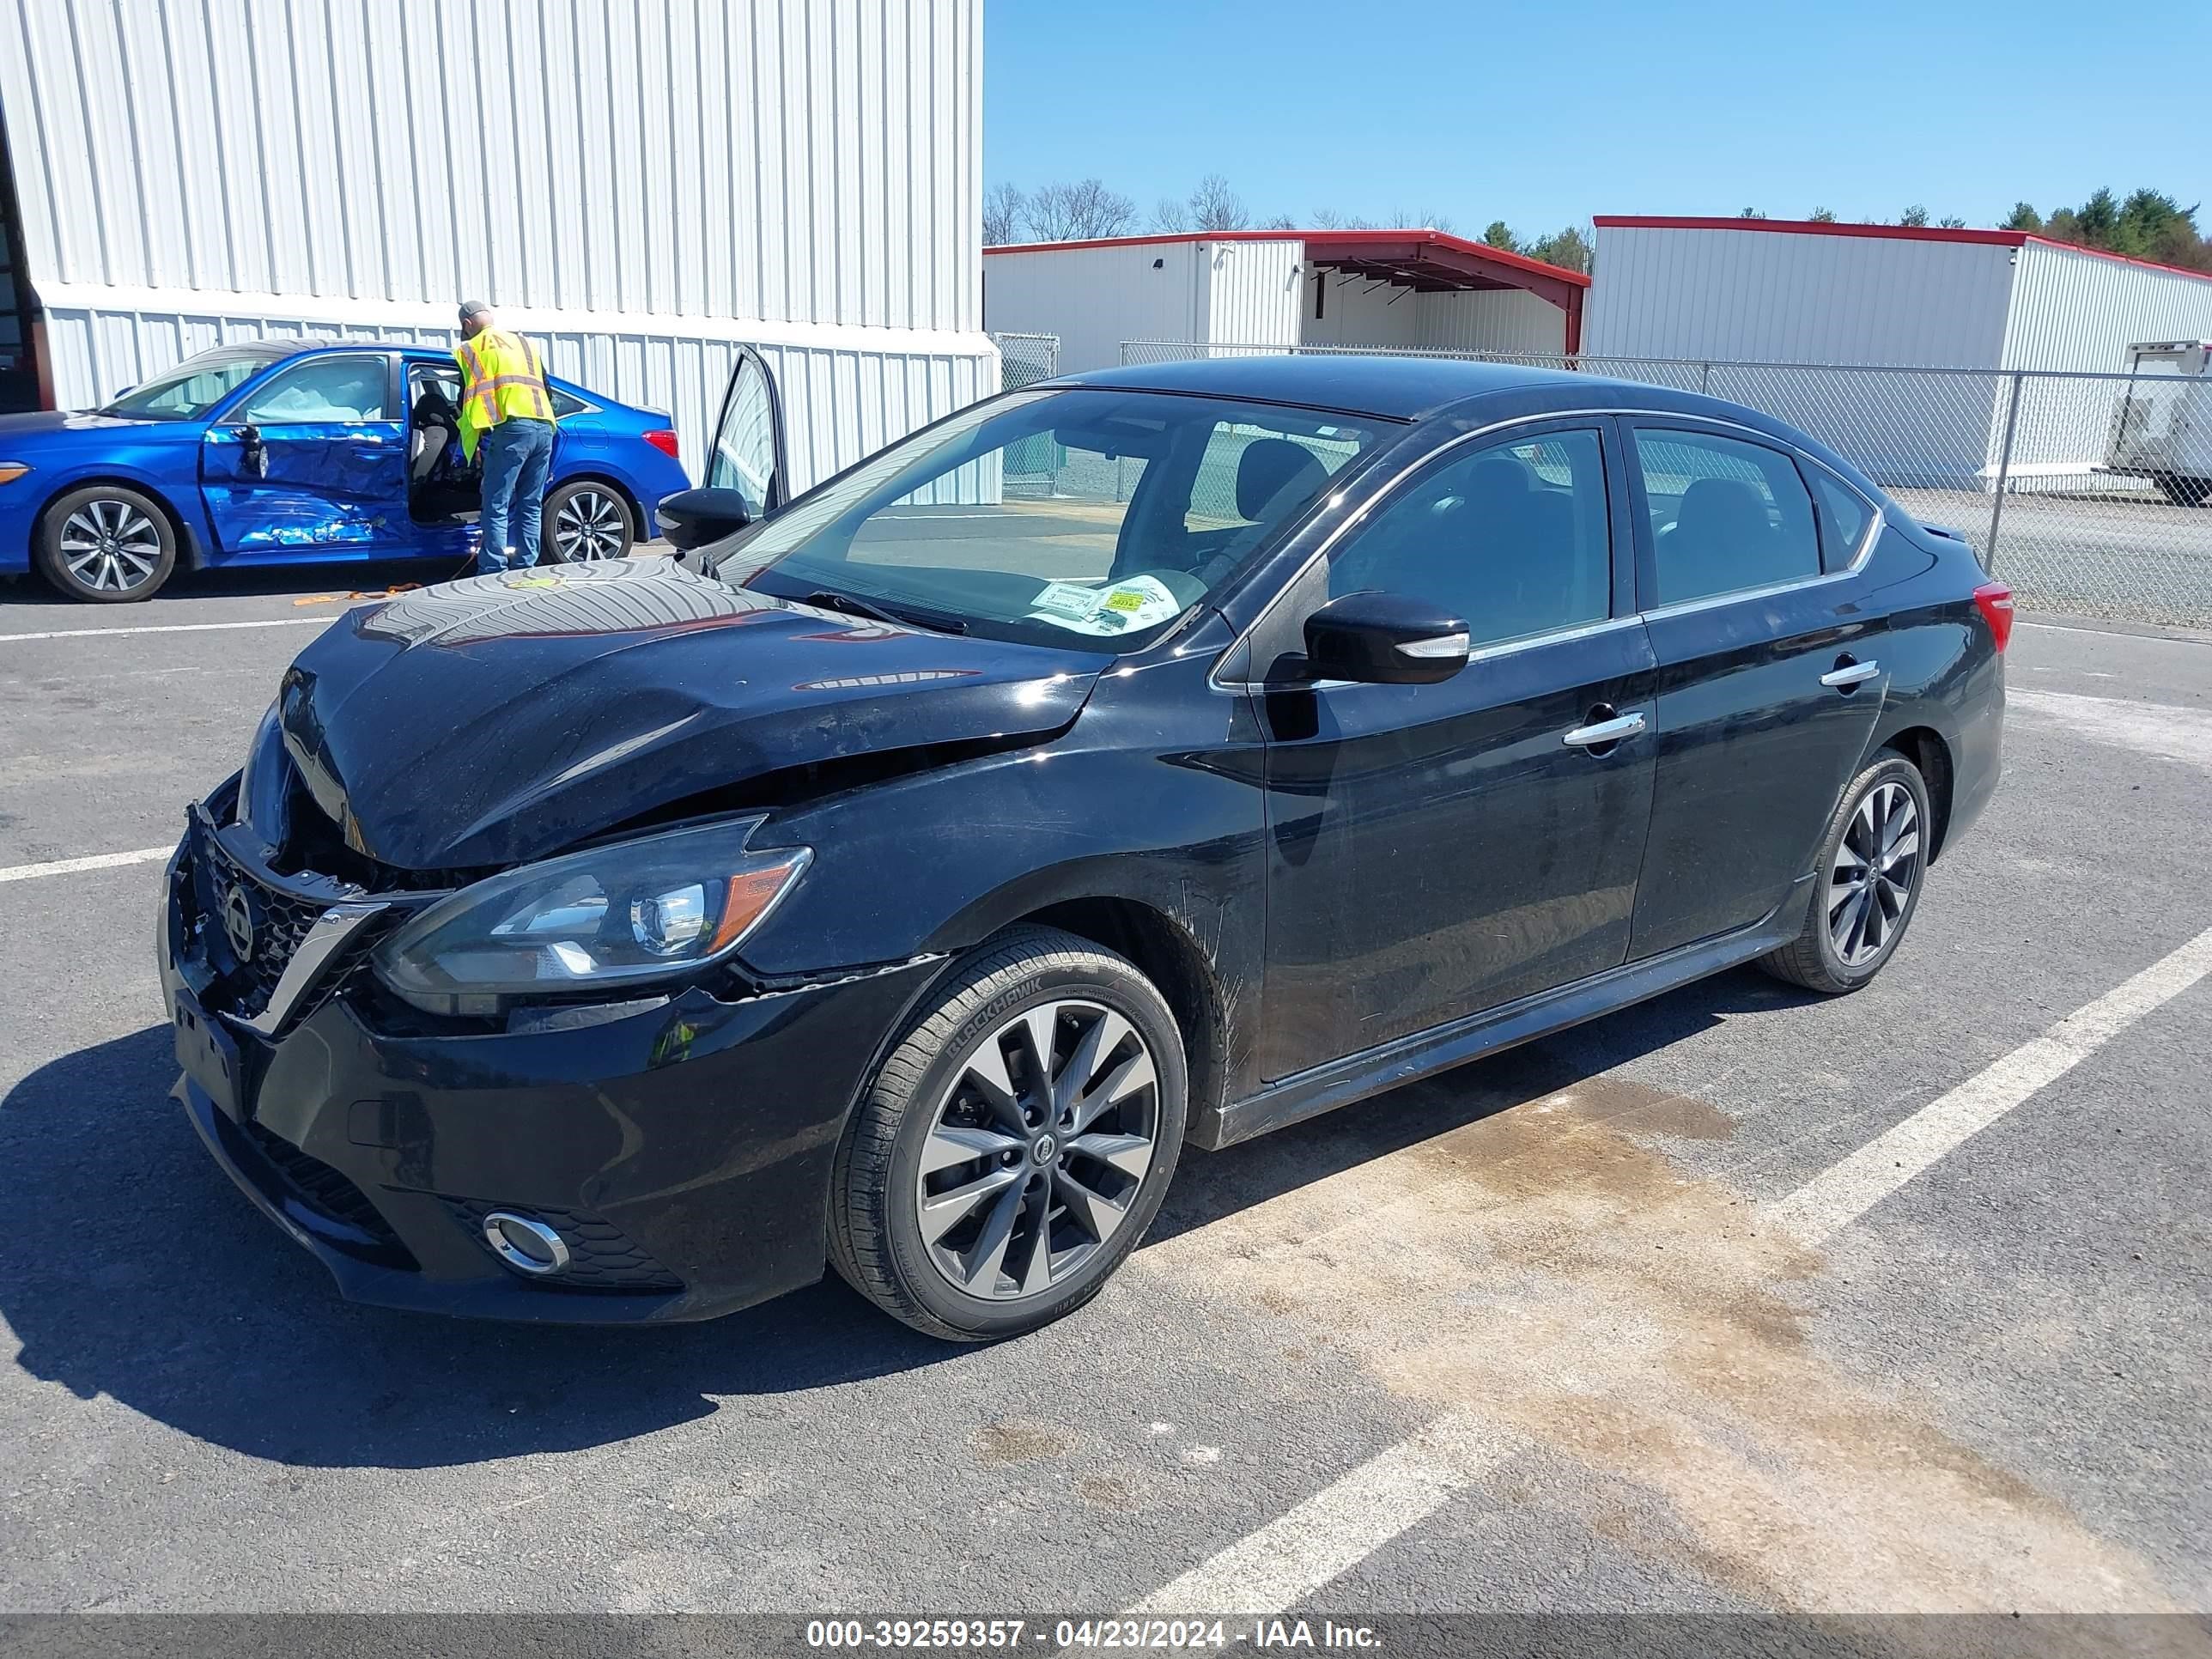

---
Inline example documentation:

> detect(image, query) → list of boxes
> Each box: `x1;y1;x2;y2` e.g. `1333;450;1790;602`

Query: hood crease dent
276;559;1104;870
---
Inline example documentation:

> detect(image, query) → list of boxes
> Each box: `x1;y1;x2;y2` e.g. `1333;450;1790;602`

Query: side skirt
1194;878;1809;1152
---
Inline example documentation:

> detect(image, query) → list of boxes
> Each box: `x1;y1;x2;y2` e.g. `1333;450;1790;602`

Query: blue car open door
201;351;411;560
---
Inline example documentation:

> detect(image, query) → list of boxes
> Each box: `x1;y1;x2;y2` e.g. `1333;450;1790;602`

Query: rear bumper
1942;662;2005;854
160;808;941;1324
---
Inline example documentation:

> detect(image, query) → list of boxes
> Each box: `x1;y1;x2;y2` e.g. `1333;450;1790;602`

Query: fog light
482;1211;571;1275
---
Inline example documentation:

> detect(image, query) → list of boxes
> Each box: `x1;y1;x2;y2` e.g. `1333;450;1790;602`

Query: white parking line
0;617;333;645
1125;1413;1509;1615
1768;922;2212;1246
0;846;171;884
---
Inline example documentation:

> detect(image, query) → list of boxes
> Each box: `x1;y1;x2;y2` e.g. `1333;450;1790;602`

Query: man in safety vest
454;300;557;574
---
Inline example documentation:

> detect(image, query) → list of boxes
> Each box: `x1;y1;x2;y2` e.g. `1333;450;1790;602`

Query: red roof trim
983;227;1590;288
1593;216;2212;284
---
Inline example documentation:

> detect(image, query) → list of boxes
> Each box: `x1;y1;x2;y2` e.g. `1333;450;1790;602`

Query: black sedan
159;356;2008;1340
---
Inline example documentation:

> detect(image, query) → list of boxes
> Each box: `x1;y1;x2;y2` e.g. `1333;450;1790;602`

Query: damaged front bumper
160;783;943;1323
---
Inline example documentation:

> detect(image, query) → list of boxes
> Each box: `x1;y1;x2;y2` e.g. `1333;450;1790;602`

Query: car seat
1663;477;1771;603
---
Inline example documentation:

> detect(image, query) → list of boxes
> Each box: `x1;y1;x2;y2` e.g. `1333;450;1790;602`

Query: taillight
1972;580;2014;653
643;428;680;460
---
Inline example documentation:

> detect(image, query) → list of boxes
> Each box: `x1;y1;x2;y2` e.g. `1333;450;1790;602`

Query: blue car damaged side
0;340;692;596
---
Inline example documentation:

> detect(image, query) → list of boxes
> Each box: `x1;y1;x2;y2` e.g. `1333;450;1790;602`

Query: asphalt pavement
0;564;2208;1622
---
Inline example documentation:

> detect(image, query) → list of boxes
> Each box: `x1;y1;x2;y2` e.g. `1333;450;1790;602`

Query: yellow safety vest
453;329;555;458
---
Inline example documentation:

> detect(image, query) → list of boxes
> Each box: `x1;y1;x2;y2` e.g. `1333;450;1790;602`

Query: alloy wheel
1828;780;1920;967
914;999;1161;1302
59;498;163;592
552;489;629;561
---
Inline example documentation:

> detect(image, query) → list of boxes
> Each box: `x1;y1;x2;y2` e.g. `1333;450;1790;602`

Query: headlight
238;700;286;838
371;817;810;1016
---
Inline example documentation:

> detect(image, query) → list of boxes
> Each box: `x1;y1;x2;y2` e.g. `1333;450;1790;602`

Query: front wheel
542;481;635;563
830;926;1188;1341
35;484;178;601
1759;750;1931;994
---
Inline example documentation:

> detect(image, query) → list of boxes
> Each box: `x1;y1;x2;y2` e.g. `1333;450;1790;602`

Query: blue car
0;339;693;601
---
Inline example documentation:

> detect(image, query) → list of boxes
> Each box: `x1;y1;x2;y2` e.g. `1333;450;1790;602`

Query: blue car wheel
543;481;635;564
38;483;179;603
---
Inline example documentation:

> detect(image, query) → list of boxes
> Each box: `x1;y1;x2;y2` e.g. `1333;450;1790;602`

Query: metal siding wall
1415;289;1566;355
1996;243;2212;481
2002;242;2212;373
1;0;980;331
1303;273;1426;349
981;244;1201;373
1;0;989;487
1200;240;1301;348
1584;227;2014;368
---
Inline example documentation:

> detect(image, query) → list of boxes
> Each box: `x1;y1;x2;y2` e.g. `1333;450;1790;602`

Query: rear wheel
2153;474;2212;508
35;484;177;602
1759;750;1930;994
543;480;635;563
830;926;1188;1341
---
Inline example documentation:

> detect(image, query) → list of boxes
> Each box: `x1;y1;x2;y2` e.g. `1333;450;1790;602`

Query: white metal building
982;229;1589;373
1587;216;2212;489
0;0;994;489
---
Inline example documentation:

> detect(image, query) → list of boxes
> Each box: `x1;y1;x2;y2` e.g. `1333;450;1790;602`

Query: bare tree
1026;179;1138;240
1152;197;1191;233
1386;208;1456;233
982;183;1026;246
1188;173;1249;232
1936;215;1966;229
1259;213;1297;230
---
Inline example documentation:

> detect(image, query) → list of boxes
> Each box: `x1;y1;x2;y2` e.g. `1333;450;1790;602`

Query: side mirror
239;423;267;478
655;486;756;551
1301;591;1470;685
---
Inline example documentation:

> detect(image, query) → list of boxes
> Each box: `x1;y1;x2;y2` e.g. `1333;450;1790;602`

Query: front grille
185;832;394;1025
446;1200;684;1293
242;1121;415;1265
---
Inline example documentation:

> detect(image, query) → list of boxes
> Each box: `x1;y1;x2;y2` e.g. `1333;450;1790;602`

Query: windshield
99;350;273;420
708;387;1388;651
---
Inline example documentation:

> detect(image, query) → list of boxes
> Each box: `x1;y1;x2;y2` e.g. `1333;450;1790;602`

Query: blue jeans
477;417;556;572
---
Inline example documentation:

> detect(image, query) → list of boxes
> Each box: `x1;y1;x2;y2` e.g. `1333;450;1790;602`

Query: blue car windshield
100;351;270;420
711;387;1387;652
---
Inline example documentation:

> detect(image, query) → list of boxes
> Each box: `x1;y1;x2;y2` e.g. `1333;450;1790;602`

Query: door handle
1820;659;1881;690
1562;710;1646;749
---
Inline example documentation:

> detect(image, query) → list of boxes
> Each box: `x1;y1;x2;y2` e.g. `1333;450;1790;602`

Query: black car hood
276;558;1104;870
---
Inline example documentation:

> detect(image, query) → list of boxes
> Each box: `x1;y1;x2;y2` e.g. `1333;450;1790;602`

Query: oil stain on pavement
1140;1070;2185;1613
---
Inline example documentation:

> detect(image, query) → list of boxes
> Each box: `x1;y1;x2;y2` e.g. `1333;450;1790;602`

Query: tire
1759;750;1931;994
830;925;1188;1341
542;480;635;563
2154;474;2212;509
34;484;178;602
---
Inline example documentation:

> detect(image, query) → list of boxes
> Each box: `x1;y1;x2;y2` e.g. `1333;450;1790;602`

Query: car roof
1057;354;1581;421
1051;352;1888;503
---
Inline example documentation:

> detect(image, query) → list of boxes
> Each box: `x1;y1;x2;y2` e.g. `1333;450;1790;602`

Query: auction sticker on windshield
1026;576;1186;636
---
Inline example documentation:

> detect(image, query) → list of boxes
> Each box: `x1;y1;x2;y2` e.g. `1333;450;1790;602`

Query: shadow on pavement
0;1024;959;1471
0;559;465;609
0;967;1814;1472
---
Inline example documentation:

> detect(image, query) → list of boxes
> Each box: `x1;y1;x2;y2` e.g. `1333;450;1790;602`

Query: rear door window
1633;428;1820;606
1806;465;1875;572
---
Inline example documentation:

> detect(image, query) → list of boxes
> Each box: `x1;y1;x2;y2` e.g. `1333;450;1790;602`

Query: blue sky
984;0;2212;239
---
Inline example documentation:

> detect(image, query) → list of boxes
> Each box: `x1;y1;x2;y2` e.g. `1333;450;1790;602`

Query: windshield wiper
799;588;967;635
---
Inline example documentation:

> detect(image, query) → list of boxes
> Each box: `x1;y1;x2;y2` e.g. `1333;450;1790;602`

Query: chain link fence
1120;340;2212;628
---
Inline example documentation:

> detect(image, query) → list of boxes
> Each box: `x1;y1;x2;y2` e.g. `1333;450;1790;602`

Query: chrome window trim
1211;406;1885;692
